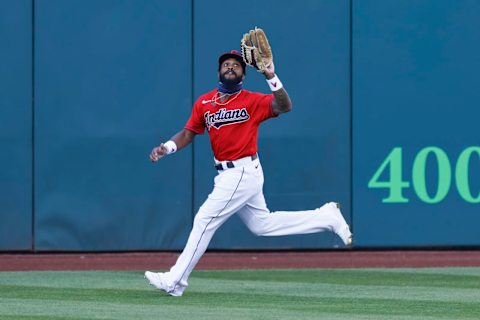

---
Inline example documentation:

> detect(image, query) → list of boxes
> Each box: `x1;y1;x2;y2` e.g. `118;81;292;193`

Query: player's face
219;58;244;84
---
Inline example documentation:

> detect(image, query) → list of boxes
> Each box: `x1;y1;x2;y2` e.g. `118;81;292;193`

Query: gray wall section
193;0;351;249
353;0;480;246
34;0;192;250
0;0;32;250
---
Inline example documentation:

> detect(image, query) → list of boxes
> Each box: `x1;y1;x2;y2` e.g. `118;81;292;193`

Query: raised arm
150;128;196;162
263;62;292;115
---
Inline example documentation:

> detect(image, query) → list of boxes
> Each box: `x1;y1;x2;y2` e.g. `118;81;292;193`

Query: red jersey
185;89;276;161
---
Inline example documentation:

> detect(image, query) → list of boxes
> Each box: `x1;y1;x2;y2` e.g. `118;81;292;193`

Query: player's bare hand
150;144;168;162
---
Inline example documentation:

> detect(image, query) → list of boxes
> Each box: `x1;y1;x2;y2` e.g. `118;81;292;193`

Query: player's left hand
241;27;273;74
263;61;275;79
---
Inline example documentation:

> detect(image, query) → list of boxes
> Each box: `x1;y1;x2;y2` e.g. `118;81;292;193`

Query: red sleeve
184;100;205;135
255;93;277;123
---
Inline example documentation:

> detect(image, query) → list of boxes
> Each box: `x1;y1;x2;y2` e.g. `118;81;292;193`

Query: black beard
219;72;242;87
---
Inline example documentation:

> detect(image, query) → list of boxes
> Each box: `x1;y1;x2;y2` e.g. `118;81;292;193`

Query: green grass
1;268;480;319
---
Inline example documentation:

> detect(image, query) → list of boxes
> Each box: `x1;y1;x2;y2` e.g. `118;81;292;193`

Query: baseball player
145;49;352;297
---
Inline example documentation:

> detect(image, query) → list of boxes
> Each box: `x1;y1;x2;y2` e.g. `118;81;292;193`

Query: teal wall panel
34;0;193;250
3;0;479;252
0;0;32;250
353;0;480;246
193;0;351;249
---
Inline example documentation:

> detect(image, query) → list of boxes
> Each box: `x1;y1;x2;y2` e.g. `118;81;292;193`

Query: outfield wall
353;0;480;247
0;0;478;251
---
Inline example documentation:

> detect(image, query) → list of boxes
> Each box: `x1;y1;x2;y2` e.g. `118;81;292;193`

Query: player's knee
248;223;269;236
193;212;212;228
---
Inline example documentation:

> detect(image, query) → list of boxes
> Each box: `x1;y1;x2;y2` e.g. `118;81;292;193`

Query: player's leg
146;166;259;296
237;191;352;244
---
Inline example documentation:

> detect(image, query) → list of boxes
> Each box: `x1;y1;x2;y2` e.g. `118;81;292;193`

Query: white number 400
368;147;480;204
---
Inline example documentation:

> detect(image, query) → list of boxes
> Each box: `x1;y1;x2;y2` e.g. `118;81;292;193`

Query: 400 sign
368;146;480;204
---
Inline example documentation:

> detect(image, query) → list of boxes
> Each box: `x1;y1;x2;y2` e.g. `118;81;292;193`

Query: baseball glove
241;27;273;73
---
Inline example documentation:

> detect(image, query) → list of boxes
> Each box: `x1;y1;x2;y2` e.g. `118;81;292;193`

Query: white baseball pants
161;156;344;296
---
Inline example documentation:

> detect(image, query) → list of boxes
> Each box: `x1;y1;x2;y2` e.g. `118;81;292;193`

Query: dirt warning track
1;250;480;271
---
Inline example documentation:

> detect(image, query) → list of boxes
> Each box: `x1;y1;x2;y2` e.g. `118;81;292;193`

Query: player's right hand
150;144;168;162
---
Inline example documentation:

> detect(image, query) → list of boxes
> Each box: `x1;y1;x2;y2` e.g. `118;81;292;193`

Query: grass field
1;268;479;319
